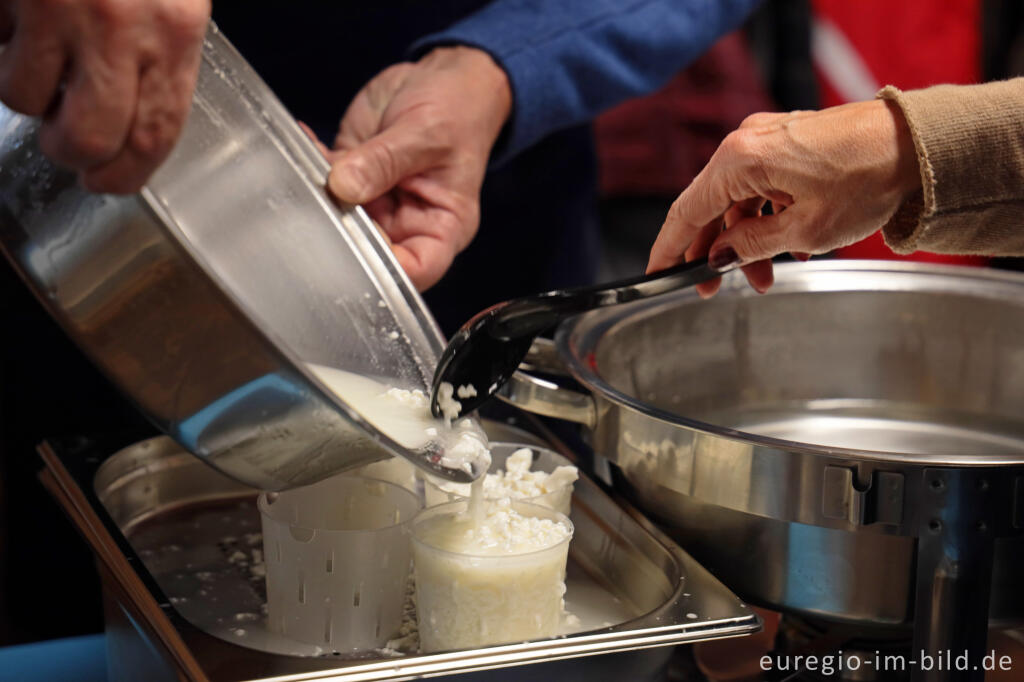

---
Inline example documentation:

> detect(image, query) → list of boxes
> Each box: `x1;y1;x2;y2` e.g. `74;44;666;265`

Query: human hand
319;46;511;291
647;99;921;297
0;0;210;194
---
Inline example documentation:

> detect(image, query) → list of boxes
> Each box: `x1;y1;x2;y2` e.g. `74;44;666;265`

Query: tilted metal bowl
0;24;477;490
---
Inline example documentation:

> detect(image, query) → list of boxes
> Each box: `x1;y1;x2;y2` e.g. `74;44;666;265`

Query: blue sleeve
410;0;763;166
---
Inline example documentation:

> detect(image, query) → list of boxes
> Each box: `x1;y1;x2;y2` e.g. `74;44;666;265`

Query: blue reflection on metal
176;372;307;450
784;521;851;614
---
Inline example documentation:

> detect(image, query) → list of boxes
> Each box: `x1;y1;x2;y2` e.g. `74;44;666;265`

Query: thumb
709;209;799;267
327;118;442;205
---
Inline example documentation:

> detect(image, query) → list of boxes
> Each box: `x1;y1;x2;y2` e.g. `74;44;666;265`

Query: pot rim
557;260;1024;467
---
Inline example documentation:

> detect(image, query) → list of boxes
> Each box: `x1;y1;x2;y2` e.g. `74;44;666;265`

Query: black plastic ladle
429;257;739;419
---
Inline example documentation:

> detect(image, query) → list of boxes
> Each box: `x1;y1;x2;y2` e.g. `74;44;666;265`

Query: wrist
878;97;923;202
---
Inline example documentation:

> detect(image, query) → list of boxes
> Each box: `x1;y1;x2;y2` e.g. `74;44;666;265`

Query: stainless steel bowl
0;25;479;489
498;261;1024;665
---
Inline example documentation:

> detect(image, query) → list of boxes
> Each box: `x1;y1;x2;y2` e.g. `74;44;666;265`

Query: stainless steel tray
39;422;759;681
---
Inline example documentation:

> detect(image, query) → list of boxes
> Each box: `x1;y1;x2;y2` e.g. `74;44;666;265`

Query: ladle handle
491;258;732;339
571;256;724;308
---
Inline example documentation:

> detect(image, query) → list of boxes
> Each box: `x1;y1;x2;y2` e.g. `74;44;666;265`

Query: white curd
426;447;578;516
412;498;572;652
435;381;462;424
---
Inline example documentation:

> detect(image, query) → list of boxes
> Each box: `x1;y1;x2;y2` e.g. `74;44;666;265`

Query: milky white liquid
467;475;486;525
306;364;490;476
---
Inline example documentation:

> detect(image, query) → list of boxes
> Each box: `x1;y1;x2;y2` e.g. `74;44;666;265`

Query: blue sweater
413;0;763;164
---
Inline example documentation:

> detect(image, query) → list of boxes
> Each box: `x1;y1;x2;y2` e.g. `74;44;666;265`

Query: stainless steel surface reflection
36;423;759;681
498;262;1024;628
0;24;478;489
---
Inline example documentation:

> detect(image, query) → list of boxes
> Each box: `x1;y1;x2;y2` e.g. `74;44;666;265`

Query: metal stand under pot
498;261;1024;682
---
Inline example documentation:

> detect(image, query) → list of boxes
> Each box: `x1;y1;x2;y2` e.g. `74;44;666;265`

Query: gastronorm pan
39;420;760;681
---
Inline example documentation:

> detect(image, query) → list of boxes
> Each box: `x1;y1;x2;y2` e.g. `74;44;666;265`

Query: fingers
692;196;765;298
686;219;724;298
648;126;780;274
648;120;801;298
0;0;209;194
358;179;468;292
327;115;446;205
648;169;733;273
738;260;775;294
332;63;413;152
0;5;65;117
707;210;798;269
724;196;765;229
699;210;790;297
325;48;507;289
389;233;458;292
38;38;138;172
82;6;207;193
650;102;914;298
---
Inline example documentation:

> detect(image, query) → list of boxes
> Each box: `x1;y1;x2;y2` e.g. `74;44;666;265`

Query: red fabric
837;231;990;266
812;0;981;107
812;0;988;265
594;31;773;197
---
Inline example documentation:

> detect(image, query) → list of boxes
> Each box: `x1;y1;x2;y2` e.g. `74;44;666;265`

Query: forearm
880;78;1024;256
411;0;762;164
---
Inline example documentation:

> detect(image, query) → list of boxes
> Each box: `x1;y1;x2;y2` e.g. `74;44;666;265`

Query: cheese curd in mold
412;497;573;652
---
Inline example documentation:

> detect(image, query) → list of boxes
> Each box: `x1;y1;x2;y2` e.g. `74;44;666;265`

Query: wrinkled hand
0;0;210;194
317;46;511;292
647;99;921;297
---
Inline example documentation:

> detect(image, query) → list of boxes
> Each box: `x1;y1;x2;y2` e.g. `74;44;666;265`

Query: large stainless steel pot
0;25;478;490
499;261;1024;676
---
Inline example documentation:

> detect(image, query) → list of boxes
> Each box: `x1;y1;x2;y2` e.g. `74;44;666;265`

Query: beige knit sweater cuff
877;78;1024;256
